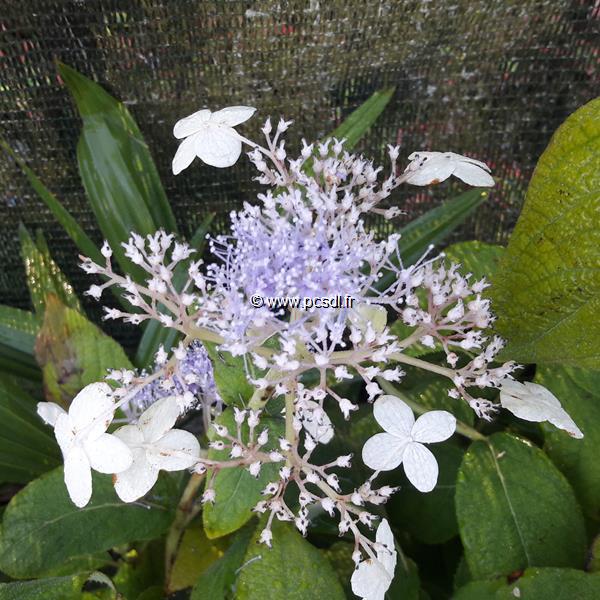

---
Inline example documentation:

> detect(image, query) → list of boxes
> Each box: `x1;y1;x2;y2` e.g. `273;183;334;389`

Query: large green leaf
190;524;255;600
34;294;132;405
0;467;177;579
0;305;40;355
455;433;586;580
168;520;227;593
536;366;600;521
203;410;284;539
134;214;215;368
454;568;600;600
0;574;88;600
19;225;82;315
236;520;345;600
376;189;489;291
387;443;463;545
0;305;41;380
203;342;257;408
0;375;61;484
330;87;395;150
491;98;600;367
1;139;103;264
58;62;177;281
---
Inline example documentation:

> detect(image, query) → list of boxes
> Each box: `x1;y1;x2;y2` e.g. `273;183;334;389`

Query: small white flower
403;151;494;187
172;106;256;172
299;400;334;444
362;395;456;492
351;519;397;600
37;382;133;508
499;379;583;439
113;396;200;502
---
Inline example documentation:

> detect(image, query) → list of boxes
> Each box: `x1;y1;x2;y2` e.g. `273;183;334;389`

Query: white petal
137;396;180;442
362;432;410;471
195;125;243;168
403;442;439;492
404;155;455;185
375;519;397;577
114;448;159;503
113;424;145;447
37;402;65;427
54;413;75;456
146;429;200;471
411;410;456;443
351;559;392;600
452;161;495;187
372;395;414;437
172;134;198;175
210;105;256;127
500;380;583;439
84;433;133;474
447;152;491;171
173;109;211;139
64;446;92;508
69;382;114;438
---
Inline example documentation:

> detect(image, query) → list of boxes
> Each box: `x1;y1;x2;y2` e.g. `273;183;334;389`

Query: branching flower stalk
37;105;583;599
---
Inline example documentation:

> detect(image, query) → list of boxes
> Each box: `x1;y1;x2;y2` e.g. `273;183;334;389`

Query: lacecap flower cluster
38;105;582;599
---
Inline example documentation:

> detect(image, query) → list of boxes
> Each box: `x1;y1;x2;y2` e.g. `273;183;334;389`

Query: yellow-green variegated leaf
492;98;600;367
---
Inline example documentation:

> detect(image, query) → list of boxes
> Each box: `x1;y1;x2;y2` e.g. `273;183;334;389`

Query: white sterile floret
362;395;456;492
37;382;133;508
403;151;494;187
351;519;397;600
113;396;200;502
499;379;583;439
172;106;256;172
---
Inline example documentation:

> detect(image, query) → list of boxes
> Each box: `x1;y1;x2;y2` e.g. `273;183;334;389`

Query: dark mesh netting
1;0;598;350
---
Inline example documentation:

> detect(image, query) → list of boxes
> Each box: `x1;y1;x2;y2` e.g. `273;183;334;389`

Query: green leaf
589;534;600;573
134;214;215;368
203;411;284;538
0;574;87;600
34;295;132;405
330;87;395;150
444;241;505;283
0;344;41;381
169;520;227;593
454;568;600;600
375;189;489;291
491;98;600;367
0;375;61;484
1;139;103;264
0;306;41;379
19;225;82;314
536;366;600;520
236;520;345;600
0;467;177;579
190;524;255;600
387;443;463;544
203;343;256;408
0;305;40;355
455;433;586;580
112;540;164;600
58;62;177;281
388;552;420;600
